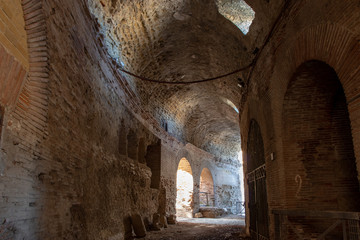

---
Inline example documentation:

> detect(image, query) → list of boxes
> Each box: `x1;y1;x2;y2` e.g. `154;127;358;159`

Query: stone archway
176;157;194;218
199;168;214;207
282;60;360;211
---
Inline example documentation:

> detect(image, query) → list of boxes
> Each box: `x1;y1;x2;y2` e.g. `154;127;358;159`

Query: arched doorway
199;168;214;206
247;120;269;239
282;60;360;211
176;158;194;218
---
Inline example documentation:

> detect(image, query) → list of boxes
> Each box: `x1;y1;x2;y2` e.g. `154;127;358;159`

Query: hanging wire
117;59;255;85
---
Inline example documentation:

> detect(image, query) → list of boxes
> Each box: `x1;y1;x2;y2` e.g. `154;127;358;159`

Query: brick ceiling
88;0;259;162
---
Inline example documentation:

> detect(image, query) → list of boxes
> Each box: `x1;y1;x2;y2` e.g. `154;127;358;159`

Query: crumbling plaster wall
239;0;360;238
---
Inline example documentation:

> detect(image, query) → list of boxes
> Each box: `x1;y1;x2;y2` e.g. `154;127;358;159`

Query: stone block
160;214;168;228
151;213;161;231
131;214;146;237
167;214;176;225
123;216;133;239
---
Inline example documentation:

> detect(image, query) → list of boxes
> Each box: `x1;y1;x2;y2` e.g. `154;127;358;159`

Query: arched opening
216;0;255;35
176;158;194;218
283;60;360;211
199;168;214;206
247;120;269;239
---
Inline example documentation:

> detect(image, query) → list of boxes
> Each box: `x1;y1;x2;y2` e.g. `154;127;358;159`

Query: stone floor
142;215;247;240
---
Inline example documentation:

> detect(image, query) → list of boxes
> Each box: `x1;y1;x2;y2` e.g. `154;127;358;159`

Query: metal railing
273;209;360;240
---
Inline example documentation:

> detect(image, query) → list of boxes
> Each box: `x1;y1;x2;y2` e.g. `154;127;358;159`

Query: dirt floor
141;215;248;240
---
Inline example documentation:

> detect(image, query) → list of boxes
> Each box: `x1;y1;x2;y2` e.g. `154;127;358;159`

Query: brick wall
0;0;28;69
282;60;360;211
0;1;240;239
0;44;27;107
240;0;360;238
1;0;166;238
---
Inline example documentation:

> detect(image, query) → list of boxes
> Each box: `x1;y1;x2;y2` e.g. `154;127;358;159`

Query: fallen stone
123;216;133;239
160;214;168;228
194;212;203;218
131;214;146;237
152;213;162;230
199;207;226;218
143;217;151;231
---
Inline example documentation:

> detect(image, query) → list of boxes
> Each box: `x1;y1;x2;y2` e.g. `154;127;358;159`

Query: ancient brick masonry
240;0;360;238
1;0;360;239
0;0;243;239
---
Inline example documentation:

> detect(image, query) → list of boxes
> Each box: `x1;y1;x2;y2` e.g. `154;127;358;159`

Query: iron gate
248;163;269;240
247;120;270;239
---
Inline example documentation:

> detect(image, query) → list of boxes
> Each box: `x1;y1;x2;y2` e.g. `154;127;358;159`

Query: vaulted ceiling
87;0;281;163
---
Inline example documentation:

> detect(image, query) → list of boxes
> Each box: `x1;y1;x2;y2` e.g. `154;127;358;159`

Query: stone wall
0;1;243;239
1;0;166;237
214;168;241;214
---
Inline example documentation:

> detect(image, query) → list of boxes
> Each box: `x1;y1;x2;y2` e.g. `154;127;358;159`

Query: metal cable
117;59;255;84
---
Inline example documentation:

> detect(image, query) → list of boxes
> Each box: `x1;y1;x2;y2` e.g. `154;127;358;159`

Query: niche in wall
199;168;214;206
118;120;127;156
127;129;138;160
145;139;161;189
138;137;146;163
0;106;3;139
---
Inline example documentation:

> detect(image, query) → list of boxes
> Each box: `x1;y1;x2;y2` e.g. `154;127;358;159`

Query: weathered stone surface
194;212;203;218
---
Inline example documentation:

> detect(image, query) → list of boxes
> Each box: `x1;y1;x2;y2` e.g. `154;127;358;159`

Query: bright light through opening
176;158;194;218
216;0;255;35
221;97;239;113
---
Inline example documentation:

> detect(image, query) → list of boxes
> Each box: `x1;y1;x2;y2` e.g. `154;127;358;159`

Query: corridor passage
145;215;246;240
